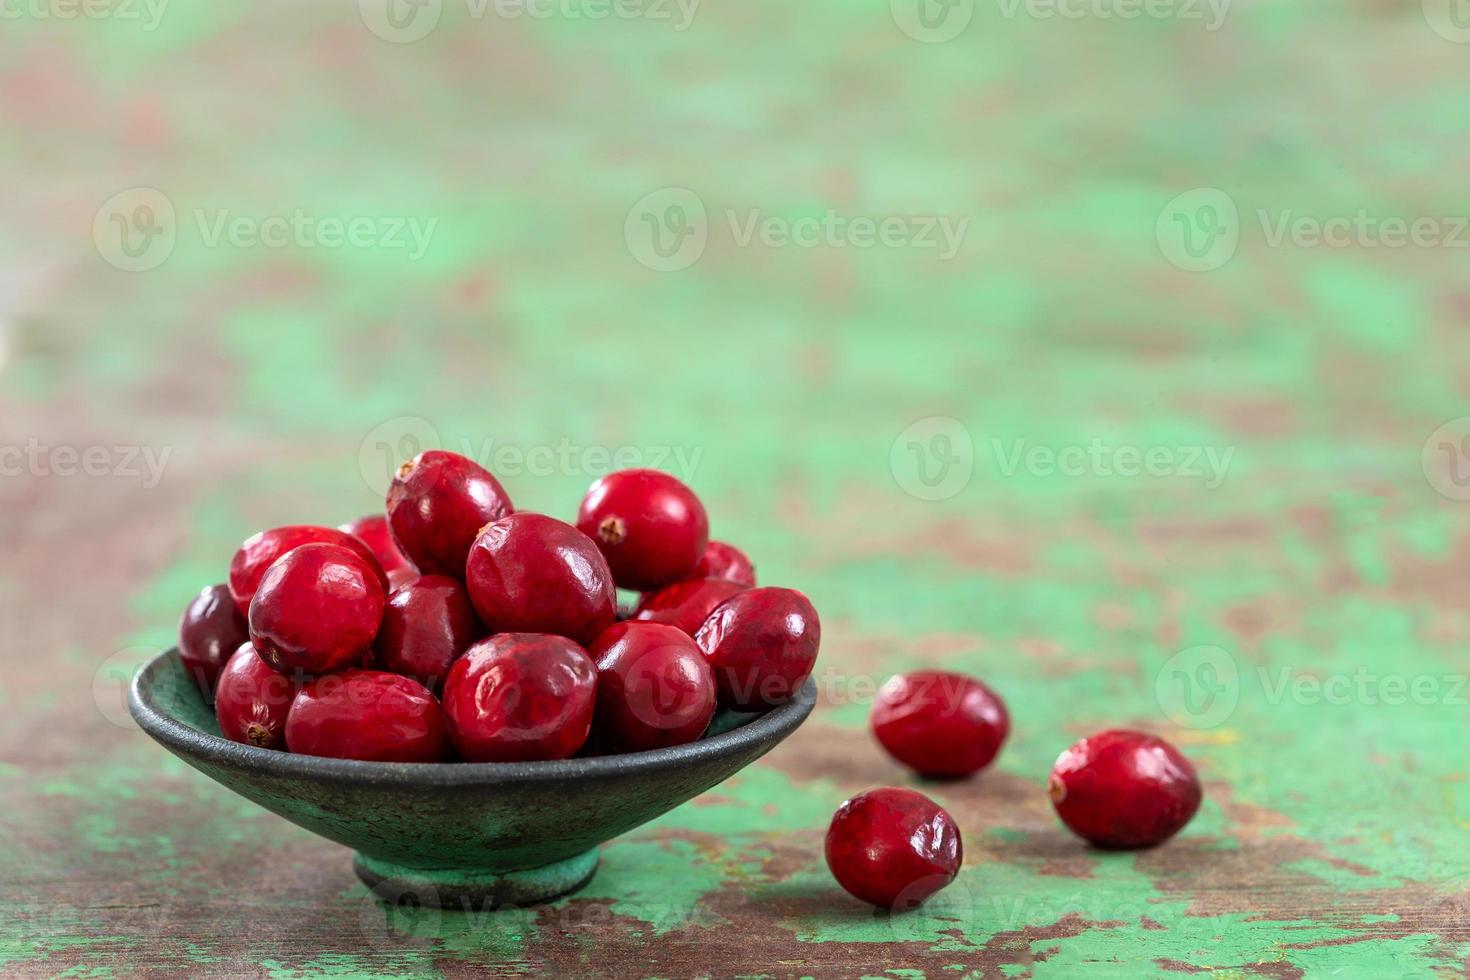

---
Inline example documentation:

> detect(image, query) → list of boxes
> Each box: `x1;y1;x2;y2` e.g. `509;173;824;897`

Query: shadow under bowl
129;649;815;909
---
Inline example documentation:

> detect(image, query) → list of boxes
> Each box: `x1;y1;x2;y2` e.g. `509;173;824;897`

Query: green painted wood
4;1;1470;975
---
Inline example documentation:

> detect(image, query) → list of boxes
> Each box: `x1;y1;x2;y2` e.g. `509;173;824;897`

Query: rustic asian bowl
129;649;815;909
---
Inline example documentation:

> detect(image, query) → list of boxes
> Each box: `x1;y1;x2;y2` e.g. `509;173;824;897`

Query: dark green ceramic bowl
129;649;815;909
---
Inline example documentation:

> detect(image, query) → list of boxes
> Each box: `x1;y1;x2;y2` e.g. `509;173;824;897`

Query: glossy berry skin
577;469;709;591
464;513;616;646
694;540;756;587
285;670;448;762
1048;730;1203;849
248;543;387;676
214;643;301;749
825;788;962;909
871;671;1009;779
386;450;513;577
228;525;387;615
373;575;481;692
695;587;820;709
633;577;746;638
178;583;249;694
339;514;412;577
588;622;716;753
441;633;597;762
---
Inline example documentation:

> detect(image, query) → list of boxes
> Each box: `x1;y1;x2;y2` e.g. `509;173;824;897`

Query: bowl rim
130;648;816;785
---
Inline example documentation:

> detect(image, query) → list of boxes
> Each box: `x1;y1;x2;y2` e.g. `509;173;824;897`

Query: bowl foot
354;849;599;910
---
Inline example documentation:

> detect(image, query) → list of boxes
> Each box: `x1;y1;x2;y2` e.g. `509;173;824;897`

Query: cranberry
695;587;820;709
871;671;1009;779
178;583;249;694
386;450;513;576
825;787;962;909
228;525;387;615
633;577;746;637
248;543;386;676
587;622;716;752
214;642;301;749
464;513;616;645
1048;730;1203;849
441;633;596;762
339;514;412;576
577;469;709;591
373;575;481;692
694;540;756;587
285;670;448;762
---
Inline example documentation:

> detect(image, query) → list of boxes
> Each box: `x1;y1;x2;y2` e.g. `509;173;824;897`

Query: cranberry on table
248;543;386;676
1048;729;1203;849
373;574;481;692
228;525;387;614
587;622;716;753
441;633;597;762
695;587;820;709
694;540;756;587
577;469;709;591
464;512;616;645
825;787;962;909
339;513;412;576
178;583;249;694
214;643;301;749
872;671;1009;779
386;450;513;576
633;577;746;638
285;670;448;762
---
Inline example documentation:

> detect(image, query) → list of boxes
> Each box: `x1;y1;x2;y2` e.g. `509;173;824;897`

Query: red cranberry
373;575;481;692
285;670;448;762
228;525;387;615
577;469;708;591
695;587;820;709
214;642;301;749
871;671;1009;779
178;583;249;694
339;514;412;576
386;450;513;576
587;622;716;752
633;577;746;638
1048;729;1203;849
694;540;756;587
441;633;596;762
248;543;386;676
464;513;616;645
825;787;962;909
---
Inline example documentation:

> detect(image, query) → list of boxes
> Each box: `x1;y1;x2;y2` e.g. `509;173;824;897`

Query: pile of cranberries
178;454;821;764
825;670;1204;909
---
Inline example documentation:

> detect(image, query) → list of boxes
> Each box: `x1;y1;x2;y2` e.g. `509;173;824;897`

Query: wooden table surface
4;2;1470;976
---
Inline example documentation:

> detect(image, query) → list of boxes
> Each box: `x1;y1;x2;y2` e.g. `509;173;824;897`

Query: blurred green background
4;0;1470;975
